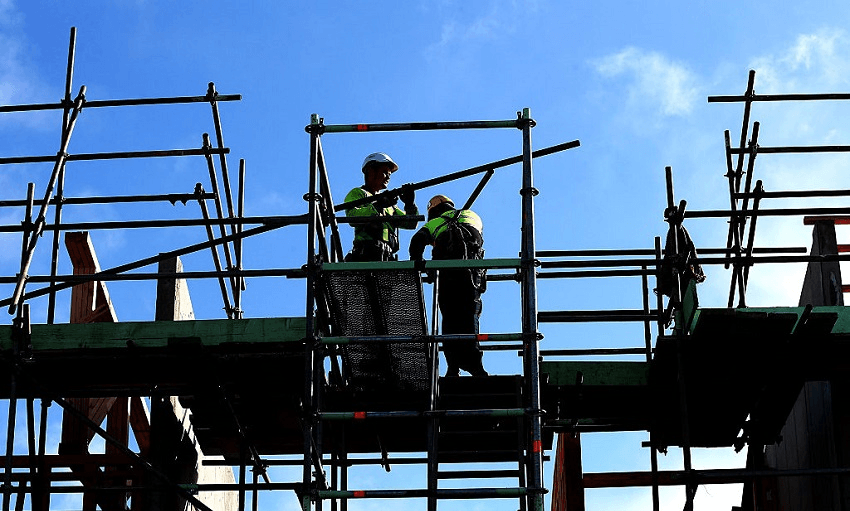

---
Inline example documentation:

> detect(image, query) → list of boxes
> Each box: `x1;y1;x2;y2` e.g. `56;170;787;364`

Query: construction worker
409;195;488;377
343;152;419;261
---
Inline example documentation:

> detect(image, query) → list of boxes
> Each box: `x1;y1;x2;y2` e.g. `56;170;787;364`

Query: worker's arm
344;187;380;218
408;226;433;260
392;202;420;230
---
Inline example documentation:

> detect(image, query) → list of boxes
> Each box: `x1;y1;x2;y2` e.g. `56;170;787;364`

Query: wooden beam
65;231;118;324
130;397;151;456
552;432;585;511
155;256;195;321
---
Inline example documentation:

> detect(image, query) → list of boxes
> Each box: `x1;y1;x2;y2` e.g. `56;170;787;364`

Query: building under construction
4;28;850;511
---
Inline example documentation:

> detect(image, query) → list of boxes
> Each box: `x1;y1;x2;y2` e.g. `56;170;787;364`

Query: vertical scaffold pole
303;114;321;511
3;360;17;511
236;159;246;318
519;108;544;511
47;26;76;325
651;235;663;511
666;168;695;511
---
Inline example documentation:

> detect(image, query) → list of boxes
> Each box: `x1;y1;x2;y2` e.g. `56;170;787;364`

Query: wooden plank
155;256;195;321
60;397;92;452
105;397;129;455
65;231;118;324
0;317;308;351
552;432;584;511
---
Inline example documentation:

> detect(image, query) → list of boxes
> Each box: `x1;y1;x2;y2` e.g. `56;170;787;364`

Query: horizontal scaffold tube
540;253;850;269
0;191;216;208
319;408;529;420
0;92;241;113
536;246;805;257
316;119;520;134
0;267;306;285
708;92;850;103
0;147;228;165
583;465;850;488
317;487;531;499
322;258;520;271
320;332;526;345
0;214;309;233
0;482;299;493
538;309;660;323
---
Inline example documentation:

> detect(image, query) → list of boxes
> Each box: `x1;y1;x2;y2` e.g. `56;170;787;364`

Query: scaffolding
4;28;850;511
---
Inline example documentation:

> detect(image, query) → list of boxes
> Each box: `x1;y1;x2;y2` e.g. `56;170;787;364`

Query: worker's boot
445;366;460;377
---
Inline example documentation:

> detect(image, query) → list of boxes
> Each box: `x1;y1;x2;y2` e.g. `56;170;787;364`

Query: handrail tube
0;147;228;165
318;119;520;134
0;192;215;208
0;94;241;114
0;214;310;233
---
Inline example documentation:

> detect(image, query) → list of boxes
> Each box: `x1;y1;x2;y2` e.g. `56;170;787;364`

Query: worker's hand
373;193;398;209
413;257;427;271
399;184;415;206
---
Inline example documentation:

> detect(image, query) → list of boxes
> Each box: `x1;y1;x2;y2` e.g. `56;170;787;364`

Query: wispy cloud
698;29;850;308
594;47;700;117
0;0;51;129
423;1;538;59
750;29;850;93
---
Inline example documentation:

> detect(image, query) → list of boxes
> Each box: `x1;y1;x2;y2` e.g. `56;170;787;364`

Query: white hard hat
361;152;398;173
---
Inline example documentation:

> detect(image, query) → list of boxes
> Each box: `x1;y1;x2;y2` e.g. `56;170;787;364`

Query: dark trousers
344;240;396;262
438;270;484;374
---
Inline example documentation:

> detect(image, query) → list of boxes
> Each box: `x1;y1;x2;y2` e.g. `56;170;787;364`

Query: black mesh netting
320;269;432;392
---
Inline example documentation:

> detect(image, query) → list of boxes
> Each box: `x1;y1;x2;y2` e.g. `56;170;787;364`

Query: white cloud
424;1;537;57
690;29;850;309
594;47;700;117
750;29;850;93
0;1;51;129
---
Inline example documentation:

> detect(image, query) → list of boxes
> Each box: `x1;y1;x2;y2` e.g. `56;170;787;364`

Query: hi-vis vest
344;187;419;249
413;209;483;262
424;209;483;241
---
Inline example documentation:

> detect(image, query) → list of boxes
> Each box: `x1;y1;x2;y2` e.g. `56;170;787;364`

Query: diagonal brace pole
9;86;86;315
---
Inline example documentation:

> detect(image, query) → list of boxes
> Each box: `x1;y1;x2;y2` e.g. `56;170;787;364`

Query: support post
518;108;545;511
236;159;246;318
47;27;77;325
303;113;322;511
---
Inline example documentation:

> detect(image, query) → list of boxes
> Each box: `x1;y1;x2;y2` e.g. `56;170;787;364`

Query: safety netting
320;269;432;392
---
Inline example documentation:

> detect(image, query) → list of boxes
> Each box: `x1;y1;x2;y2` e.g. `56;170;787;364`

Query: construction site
5;27;850;511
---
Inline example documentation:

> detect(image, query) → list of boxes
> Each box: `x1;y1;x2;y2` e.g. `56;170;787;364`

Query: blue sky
4;1;850;510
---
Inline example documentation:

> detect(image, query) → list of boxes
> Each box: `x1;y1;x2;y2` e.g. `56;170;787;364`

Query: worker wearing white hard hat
343;152;419;261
